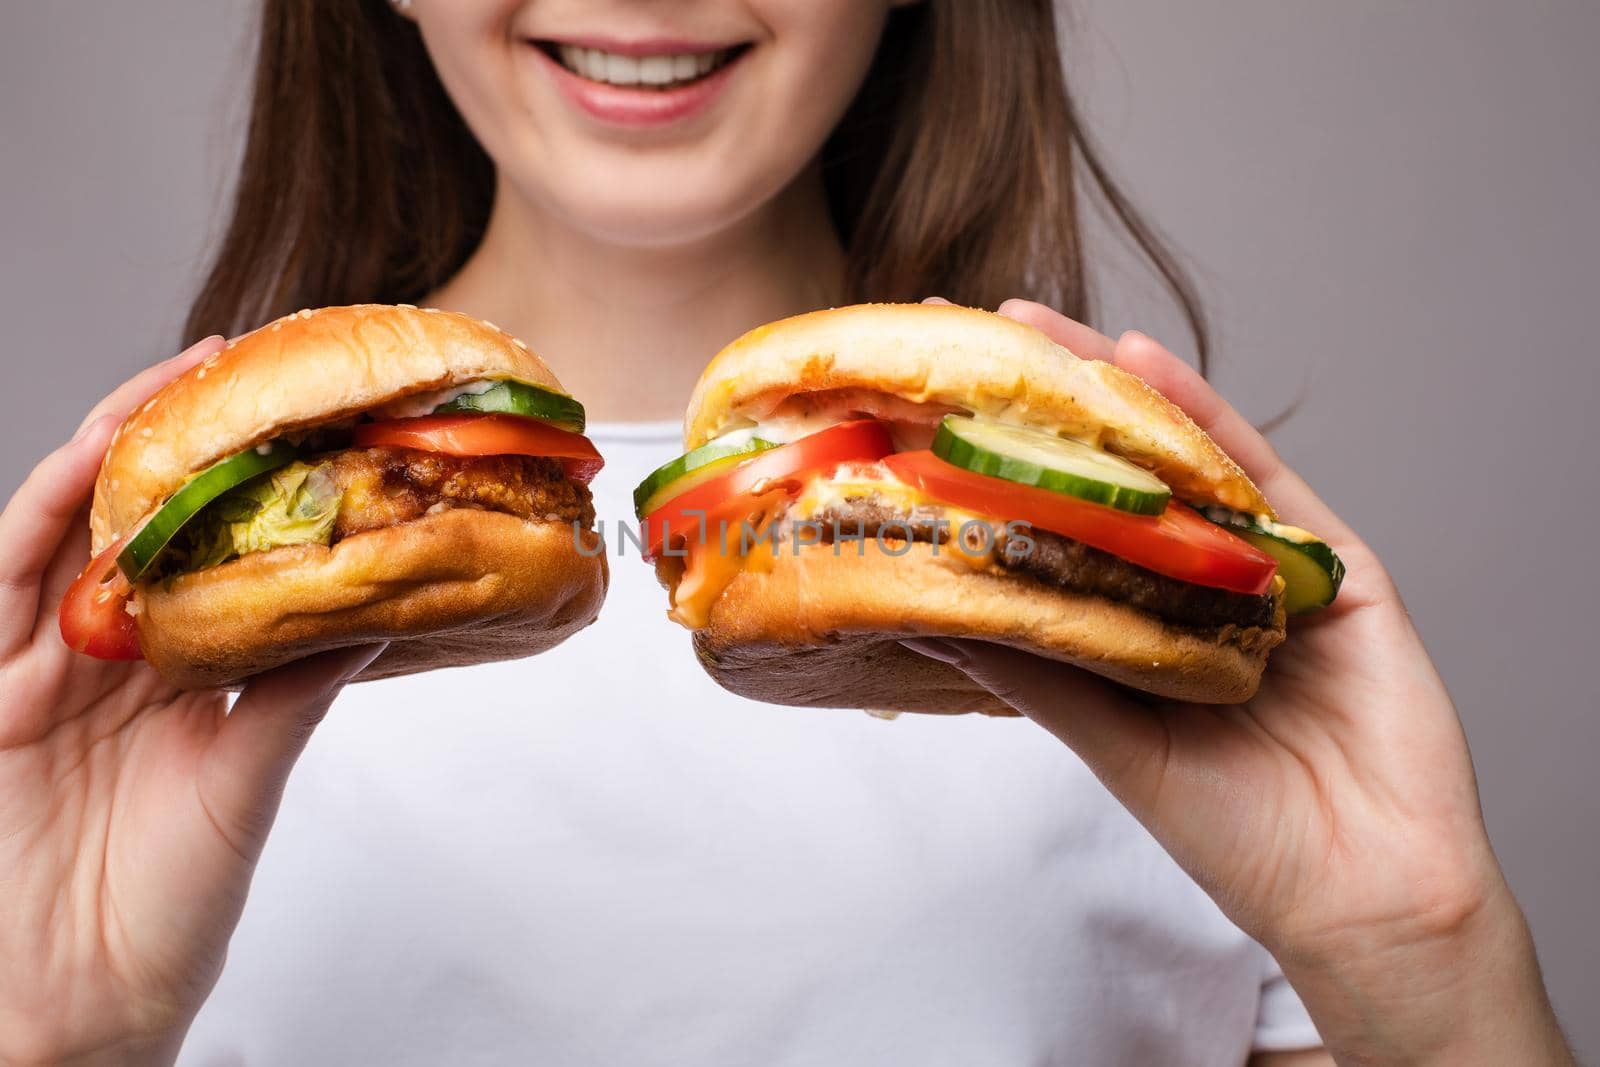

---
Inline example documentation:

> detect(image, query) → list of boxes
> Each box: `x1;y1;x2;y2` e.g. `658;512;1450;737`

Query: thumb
198;643;387;860
901;638;1170;804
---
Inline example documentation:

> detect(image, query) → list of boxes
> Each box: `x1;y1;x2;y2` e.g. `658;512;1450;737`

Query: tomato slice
641;420;895;560
353;413;604;484
59;537;142;660
884;450;1277;595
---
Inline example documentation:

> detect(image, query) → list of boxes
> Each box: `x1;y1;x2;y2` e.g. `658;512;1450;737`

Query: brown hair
187;0;1210;372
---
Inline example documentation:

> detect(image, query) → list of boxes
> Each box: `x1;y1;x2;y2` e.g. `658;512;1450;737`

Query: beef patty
325;446;594;540
808;497;1275;631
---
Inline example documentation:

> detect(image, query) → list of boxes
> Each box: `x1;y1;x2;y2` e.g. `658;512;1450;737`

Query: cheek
752;0;891;121
414;1;528;163
670;0;887;221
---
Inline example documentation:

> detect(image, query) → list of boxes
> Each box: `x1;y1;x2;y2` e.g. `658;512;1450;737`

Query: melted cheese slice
667;486;788;628
667;462;996;628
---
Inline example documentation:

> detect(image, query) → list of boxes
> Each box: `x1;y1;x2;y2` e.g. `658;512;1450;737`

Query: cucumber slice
117;441;299;581
434;380;586;432
932;415;1172;515
633;436;778;518
1201;508;1345;614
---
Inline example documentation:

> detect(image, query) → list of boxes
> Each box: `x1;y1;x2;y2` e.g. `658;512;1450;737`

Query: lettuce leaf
180;461;342;573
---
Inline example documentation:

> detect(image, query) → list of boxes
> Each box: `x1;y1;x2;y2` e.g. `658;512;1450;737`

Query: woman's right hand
0;337;383;1066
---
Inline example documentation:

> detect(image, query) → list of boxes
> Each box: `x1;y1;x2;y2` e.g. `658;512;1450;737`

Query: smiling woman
7;0;1580;1064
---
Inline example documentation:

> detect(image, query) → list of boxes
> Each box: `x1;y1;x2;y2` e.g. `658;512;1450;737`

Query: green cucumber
633;436;778;519
932;415;1171;515
1202;507;1345;614
434;380;586;432
117;441;299;581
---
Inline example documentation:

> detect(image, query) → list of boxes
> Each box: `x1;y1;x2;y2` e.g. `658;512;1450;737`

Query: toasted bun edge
136;508;607;690
676;540;1284;710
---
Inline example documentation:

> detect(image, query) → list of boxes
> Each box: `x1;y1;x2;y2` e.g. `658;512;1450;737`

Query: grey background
3;0;1596;1051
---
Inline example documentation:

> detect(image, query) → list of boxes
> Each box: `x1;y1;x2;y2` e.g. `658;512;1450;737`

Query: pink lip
526;40;746;129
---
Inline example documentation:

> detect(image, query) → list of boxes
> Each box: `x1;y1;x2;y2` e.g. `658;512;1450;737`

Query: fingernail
900;637;963;665
343;642;389;680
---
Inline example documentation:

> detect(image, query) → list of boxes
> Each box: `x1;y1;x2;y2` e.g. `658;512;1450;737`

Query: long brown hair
187;0;1210;373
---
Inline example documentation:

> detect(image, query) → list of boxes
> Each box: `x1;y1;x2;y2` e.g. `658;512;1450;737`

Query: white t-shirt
181;423;1321;1066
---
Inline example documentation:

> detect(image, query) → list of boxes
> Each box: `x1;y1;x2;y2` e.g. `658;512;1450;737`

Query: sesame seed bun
662;303;1286;711
92;304;568;550
685;302;1272;517
92;304;605;689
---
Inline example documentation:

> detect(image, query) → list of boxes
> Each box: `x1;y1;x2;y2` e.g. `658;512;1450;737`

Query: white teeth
605;52;639;85
638;55;675;85
553;44;730;88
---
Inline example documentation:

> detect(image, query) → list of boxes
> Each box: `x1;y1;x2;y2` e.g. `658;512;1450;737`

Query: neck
429;168;846;423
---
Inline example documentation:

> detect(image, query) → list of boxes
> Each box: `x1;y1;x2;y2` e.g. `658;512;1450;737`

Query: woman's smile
525;34;752;127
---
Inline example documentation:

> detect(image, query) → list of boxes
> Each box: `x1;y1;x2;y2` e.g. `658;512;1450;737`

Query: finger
75;334;225;436
0;415;120;643
1112;331;1343;532
0;335;227;648
901;638;1171;805
996;298;1116;362
198;643;387;860
922;296;952;305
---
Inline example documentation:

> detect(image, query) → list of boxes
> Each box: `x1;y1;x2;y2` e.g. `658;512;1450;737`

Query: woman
0;1;1573;1064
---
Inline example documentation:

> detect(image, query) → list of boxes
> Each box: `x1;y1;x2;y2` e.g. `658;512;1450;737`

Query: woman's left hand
904;299;1574;1066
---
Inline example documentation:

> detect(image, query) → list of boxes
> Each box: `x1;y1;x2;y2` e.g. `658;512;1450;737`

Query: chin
548;185;780;250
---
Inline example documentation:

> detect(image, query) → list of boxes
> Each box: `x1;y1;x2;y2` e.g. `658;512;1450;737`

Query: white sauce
372;379;499;421
744;409;847;444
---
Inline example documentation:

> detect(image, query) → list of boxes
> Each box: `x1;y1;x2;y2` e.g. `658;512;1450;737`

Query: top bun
92;305;569;553
684;303;1272;517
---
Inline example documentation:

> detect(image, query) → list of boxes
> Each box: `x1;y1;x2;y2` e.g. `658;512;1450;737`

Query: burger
60;304;607;688
632;303;1343;714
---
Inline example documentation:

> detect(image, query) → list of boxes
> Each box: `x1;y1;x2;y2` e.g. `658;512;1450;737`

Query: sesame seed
513;338;528;350
398;303;417;310
482;320;500;332
139;427;153;437
197;368;207;379
110;479;120;490
271;322;283;332
298;308;312;319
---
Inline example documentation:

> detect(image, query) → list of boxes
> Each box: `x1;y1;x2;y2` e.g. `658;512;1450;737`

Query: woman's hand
0;338;383;1067
906;300;1574;1065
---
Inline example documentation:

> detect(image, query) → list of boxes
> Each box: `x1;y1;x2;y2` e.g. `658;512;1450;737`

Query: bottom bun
683;542;1284;714
138;508;607;689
